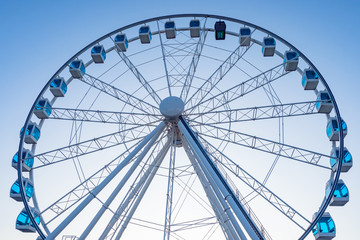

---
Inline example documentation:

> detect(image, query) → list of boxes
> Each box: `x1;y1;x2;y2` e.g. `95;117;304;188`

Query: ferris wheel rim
16;14;345;240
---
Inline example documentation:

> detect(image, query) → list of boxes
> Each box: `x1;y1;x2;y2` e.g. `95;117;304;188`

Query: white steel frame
15;14;346;240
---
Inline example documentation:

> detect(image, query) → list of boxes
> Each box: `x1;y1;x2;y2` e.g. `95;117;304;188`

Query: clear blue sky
1;1;359;239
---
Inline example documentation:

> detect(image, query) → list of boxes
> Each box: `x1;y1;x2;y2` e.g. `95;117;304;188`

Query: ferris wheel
11;14;352;240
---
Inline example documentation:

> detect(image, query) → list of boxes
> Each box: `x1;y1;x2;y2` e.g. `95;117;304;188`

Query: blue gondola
91;45;106;63
69;60;85;79
283;51;299;71
20;122;41;144
215;21;226;40
16;208;40;233
34;98;52;119
190;19;200;38
12;149;34;172
302;68;319;90
262;37;276;57
326;179;349;206
165;20;176;39
114;33;128;52
326;117;347;141
139;25;152;44
10;178;34;202
50;77;67;97
316;91;333;114
312;212;336;239
330;147;352;172
239;27;251;46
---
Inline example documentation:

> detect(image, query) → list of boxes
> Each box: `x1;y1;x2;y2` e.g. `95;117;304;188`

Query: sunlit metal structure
13;14;349;240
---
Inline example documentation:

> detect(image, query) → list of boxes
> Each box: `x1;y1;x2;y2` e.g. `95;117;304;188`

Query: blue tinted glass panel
326;123;333;137
286;51;298;60
240;28;251;35
25;183;34;198
13;152;19;164
330;154;337;168
343;150;352;163
80;63;85;75
306;70;318;79
45;102;52;115
332;120;339;131
341;120;347;131
11;181;20;194
165;21;175;28
70;61;80;69
61;81;67;93
32;126;40;140
190;20;200;27
50;79;61;88
16;211;30;226
320;93;331;101
264;37;275;45
139;26;150;33
302;76;306;87
101;49;106;60
115;34;125;41
91;46;102;54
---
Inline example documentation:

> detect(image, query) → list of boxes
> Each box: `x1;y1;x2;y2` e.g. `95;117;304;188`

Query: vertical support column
183;141;240;240
178;117;263;240
163;129;176;240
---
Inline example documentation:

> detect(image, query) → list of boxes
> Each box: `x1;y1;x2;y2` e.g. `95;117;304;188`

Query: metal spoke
164;129;176;240
185;40;254;112
199;135;311;230
80;73;159;115
45;107;161;125
157;21;172;96
191;122;331;169
188;101;322;124
114;42;162;105
33;124;154;168
180;18;208;102
186;62;289;114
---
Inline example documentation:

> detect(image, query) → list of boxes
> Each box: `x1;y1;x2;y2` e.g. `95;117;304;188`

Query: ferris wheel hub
159;96;185;119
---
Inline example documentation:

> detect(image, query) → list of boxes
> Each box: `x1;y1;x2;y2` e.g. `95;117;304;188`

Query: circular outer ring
17;14;344;240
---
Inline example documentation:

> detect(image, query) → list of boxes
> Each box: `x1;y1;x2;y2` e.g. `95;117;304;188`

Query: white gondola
283;50;299;71
34;98;52;119
262;37;276;57
16;208;40;233
69;60;85;79
302;68;319;90
189;19;200;38
21;122;41;144
316;91;333;113
326;179;349;206
312;212;336;240
91;45;106;63
12;149;34;172
330;147;352;172
165;20;176;39
139;25;152;44
114;33;128;52
10;178;34;202
326;117;347;141
215;21;226;40
50;77;67;97
239;27;251;46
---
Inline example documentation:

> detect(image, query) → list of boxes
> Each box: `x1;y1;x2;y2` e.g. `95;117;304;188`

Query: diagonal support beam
114;45;162;105
45;121;166;240
178;116;264;240
191;122;331;168
185;42;254;112
199;135;311;230
180;18;208;102
80;74;159;115
47;107;161;125
186;62;289;114
188;101;322;124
